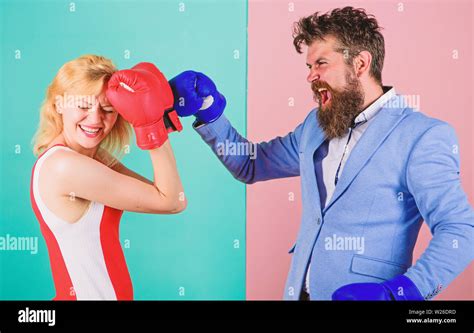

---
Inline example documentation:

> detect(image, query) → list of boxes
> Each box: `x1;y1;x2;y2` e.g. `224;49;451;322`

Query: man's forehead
306;36;339;61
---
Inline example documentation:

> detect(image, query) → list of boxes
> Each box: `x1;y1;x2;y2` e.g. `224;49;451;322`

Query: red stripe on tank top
99;207;133;300
30;145;76;300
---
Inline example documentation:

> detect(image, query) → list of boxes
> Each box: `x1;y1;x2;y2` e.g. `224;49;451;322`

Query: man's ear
353;50;372;77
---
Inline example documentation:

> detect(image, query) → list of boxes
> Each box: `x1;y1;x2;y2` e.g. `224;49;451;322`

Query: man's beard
311;71;365;140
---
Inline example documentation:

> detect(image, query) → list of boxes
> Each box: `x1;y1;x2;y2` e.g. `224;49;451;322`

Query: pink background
246;0;473;300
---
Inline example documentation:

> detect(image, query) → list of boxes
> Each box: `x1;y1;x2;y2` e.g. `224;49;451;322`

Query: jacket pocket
350;254;408;280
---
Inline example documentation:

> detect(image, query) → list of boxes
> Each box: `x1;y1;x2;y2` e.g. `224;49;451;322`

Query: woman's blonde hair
32;54;131;166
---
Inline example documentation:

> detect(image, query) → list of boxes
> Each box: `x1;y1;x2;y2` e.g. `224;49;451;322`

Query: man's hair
293;6;385;84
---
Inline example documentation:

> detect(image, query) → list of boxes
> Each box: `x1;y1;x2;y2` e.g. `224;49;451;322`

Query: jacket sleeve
404;123;474;299
194;115;305;184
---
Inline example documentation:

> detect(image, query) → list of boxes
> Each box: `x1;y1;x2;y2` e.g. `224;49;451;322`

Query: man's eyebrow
315;57;329;62
306;57;329;66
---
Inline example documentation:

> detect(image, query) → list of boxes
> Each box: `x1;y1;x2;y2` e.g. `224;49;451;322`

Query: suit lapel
323;104;408;213
301;115;326;216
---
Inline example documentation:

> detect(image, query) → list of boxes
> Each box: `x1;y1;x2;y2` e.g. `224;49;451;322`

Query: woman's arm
112;162;153;185
47;141;186;214
54;61;188;214
96;148;153;185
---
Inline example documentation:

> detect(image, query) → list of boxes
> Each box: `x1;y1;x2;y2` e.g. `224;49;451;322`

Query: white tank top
30;145;133;300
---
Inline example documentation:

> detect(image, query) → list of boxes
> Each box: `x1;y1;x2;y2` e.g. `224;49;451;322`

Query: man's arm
332;122;473;301
169;70;305;184
194;114;304;184
404;123;474;299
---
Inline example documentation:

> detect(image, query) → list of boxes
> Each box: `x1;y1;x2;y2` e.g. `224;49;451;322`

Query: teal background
0;0;247;300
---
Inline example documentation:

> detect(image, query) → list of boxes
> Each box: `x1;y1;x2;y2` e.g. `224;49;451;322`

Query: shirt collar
354;86;396;127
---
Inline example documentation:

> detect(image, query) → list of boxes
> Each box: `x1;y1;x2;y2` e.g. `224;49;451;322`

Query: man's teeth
80;125;100;133
316;88;331;105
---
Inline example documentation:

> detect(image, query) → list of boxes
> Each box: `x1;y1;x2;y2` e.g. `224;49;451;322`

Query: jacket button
316;217;321;225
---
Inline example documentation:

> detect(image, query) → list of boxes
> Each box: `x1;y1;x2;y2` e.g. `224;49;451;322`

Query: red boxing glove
106;67;168;149
132;63;183;133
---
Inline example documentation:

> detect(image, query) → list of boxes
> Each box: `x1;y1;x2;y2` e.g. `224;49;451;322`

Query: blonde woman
30;55;186;300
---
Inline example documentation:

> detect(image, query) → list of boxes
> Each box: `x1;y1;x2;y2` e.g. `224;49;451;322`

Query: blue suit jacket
194;95;474;300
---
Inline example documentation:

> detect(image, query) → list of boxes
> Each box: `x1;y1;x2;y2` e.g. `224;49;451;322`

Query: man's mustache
311;80;332;92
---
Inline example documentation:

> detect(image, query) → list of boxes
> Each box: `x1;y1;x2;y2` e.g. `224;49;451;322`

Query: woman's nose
87;105;104;122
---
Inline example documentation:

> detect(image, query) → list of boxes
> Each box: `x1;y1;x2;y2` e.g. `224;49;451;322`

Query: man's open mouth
318;88;332;107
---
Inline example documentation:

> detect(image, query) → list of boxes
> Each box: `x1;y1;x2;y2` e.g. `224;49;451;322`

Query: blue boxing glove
332;275;424;301
169;70;226;124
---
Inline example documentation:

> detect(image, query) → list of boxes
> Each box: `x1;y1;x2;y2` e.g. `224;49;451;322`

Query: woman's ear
54;95;63;114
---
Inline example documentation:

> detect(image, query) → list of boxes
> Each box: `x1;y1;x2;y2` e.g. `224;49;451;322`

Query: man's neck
362;83;384;110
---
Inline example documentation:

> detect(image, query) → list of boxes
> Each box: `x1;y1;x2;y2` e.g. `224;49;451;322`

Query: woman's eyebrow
76;96;94;103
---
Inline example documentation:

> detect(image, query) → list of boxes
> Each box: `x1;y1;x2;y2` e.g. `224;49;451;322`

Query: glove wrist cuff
383;275;424;301
195;93;226;124
164;109;183;133
133;118;169;150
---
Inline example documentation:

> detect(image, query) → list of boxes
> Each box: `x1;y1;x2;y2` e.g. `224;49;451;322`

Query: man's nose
307;70;320;83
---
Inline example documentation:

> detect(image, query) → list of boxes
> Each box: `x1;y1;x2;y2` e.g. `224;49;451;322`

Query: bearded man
169;6;473;300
